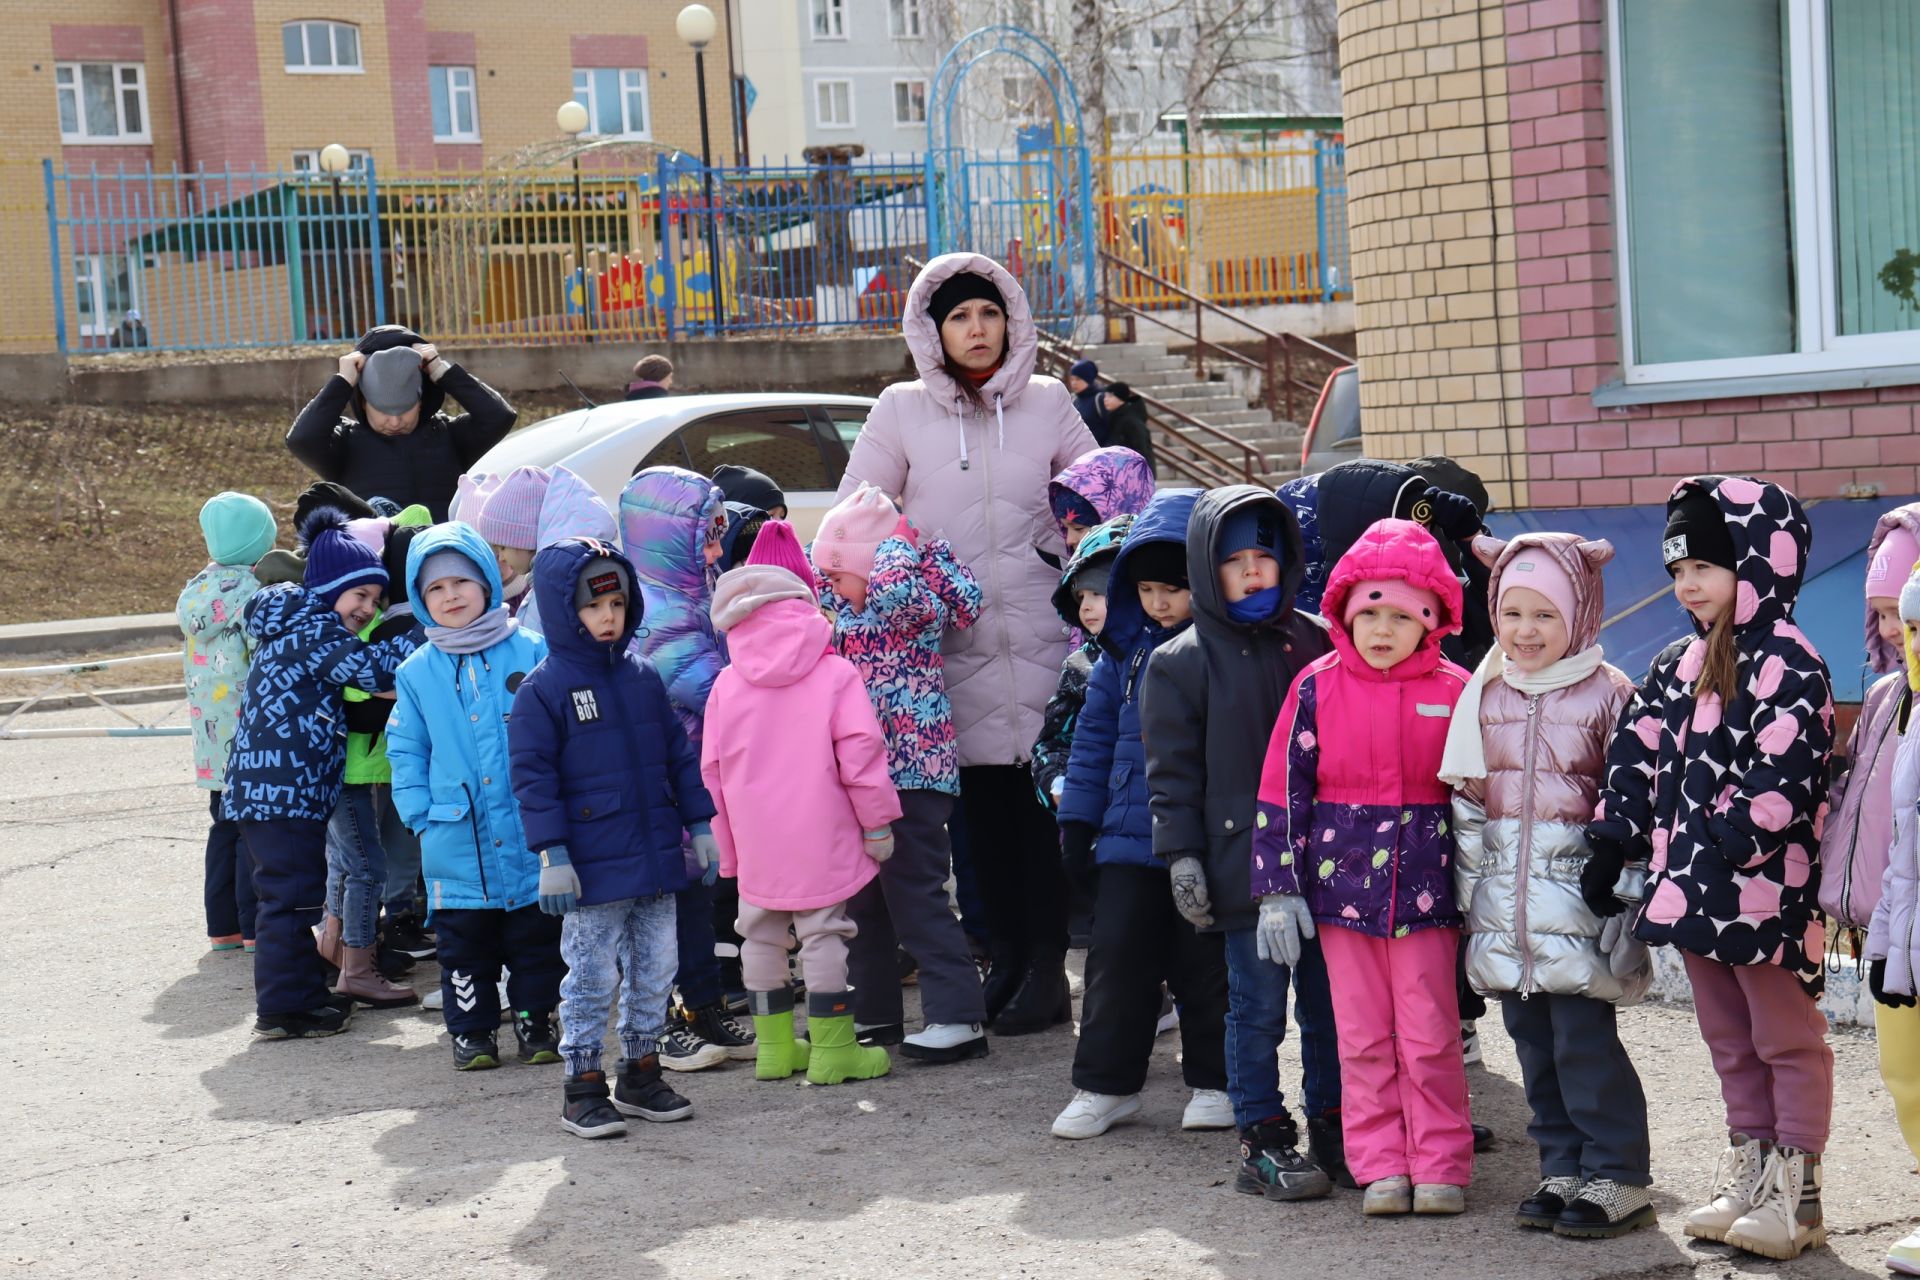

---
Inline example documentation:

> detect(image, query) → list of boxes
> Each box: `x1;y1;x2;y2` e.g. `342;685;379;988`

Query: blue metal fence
43;145;1346;354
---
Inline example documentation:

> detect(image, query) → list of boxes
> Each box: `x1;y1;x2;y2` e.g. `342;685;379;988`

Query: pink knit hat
1867;524;1920;601
1342;578;1444;631
1498;547;1578;629
811;483;900;580
344;516;391;555
471;465;550;550
745;518;816;585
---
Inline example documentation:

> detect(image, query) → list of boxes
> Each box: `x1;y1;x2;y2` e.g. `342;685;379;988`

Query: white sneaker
1886;1227;1920;1275
1052;1090;1142;1139
422;987;443;1011
900;1023;990;1063
1156;988;1179;1036
1460;1020;1481;1065
1181;1088;1234;1131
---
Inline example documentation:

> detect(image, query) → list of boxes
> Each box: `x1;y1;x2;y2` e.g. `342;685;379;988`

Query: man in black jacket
1140;485;1344;1202
285;325;516;520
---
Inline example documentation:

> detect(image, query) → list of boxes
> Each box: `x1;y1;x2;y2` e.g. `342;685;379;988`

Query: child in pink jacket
701;562;904;1087
1251;518;1475;1217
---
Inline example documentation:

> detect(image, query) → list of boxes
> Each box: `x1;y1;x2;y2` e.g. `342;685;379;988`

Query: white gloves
1168;856;1213;929
863;826;895;863
1255;894;1316;969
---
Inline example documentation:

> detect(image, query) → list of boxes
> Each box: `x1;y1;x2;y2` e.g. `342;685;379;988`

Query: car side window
825;408;868;452
636;434;690;473
674;410;832;491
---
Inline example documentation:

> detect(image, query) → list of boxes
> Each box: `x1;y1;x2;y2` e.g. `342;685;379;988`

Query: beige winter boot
1725;1148;1826;1260
314;913;344;969
333;944;420;1008
1684;1133;1771;1242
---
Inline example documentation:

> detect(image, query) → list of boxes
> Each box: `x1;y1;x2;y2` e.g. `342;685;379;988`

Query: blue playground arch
926;26;1097;325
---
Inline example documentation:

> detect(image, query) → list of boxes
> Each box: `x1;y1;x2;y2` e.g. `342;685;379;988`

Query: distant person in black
109;309;149;349
1066;359;1108;444
285;325;516;521
1100;381;1156;476
625;353;676;400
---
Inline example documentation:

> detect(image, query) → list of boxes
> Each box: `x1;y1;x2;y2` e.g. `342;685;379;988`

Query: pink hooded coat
837;253;1098;766
700;564;903;911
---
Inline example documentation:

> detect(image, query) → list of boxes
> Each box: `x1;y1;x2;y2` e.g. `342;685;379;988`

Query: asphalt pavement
3;707;1917;1279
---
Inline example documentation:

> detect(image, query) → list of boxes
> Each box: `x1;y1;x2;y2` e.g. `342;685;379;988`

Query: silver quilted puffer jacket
1452;531;1653;1005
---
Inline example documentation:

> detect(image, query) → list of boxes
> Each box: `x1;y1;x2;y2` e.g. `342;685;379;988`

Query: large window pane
335;24;358;68
80;64;118;136
1830;0;1920;336
430;66;452;137
283;24;304;67
1619;0;1794;363
308;23;333;67
592;68;622;135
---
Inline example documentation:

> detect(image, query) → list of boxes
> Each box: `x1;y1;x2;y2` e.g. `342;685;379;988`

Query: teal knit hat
199;492;277;567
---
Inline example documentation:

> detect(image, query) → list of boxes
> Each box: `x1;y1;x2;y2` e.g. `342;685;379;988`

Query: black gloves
1060;822;1097;894
1580;831;1629;918
1871;958;1917;1009
1417;486;1483;542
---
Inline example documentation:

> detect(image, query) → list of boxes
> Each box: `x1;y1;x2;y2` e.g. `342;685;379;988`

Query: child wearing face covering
386;522;561;1073
1440;534;1654;1238
1252;518;1474;1217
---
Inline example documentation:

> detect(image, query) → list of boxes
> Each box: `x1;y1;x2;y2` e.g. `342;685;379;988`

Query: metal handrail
1099;250;1347;421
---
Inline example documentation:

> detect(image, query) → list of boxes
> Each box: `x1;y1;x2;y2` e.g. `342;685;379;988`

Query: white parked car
467;393;877;540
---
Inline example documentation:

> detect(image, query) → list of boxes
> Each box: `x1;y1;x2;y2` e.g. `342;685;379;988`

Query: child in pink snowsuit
700;562;904;1086
1251;518;1475;1216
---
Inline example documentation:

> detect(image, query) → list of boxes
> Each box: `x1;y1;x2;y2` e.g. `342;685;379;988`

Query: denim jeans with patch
324;784;387;949
560;894;679;1076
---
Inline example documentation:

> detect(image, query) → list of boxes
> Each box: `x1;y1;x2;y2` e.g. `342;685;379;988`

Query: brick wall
1337;0;1920;509
1334;0;1527;508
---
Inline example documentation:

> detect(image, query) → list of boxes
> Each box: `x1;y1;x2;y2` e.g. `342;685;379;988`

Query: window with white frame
1250;0;1279;31
290;147;372;173
1111;109;1145;138
282;20;362;72
893;79;928;126
1609;0;1920;389
55;63;149;143
571;67;650;139
1150;25;1180;50
73;255;140;337
815;79;854;128
889;0;924;38
429;66;479;142
811;0;847;39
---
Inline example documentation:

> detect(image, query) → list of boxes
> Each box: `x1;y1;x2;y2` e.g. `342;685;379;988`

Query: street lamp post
677;3;728;334
318;143;353;335
556;101;591;334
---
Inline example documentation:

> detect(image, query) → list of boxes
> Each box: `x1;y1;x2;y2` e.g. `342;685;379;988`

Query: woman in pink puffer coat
838;253;1097;1034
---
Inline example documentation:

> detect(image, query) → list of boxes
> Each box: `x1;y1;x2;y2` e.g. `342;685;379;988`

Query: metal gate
926;25;1096;328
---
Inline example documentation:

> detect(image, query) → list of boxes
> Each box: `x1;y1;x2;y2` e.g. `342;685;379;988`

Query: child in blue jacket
510;537;722;1139
225;506;417;1040
1053;489;1230;1140
386;522;560;1072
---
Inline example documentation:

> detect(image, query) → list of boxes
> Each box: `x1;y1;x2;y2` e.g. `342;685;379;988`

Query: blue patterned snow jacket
1056;489;1201;867
222;584;418;822
386;522;549;916
509;537;716;906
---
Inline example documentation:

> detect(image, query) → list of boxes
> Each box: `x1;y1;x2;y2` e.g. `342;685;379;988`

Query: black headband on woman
927;272;1006;326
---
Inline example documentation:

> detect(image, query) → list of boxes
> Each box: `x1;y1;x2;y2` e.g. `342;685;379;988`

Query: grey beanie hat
361;346;424;415
574;557;632;609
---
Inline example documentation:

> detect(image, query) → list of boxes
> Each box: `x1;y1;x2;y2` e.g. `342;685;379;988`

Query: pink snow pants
737;900;856;994
1320;924;1475;1186
1682;953;1834;1153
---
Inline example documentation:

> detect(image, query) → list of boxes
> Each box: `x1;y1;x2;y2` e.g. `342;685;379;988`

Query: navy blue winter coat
509;537;717;906
223;584;418;822
1056;489;1200;867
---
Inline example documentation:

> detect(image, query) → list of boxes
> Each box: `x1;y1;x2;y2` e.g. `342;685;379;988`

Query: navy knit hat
1069;359;1098;383
1217;505;1283;565
1128;541;1189;590
299;505;388;607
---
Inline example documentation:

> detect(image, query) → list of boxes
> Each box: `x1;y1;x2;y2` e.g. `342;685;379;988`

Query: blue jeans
1223;925;1341;1131
324;784;387;949
561;895;679;1075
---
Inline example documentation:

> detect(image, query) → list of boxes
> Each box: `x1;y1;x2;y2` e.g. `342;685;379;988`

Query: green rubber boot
749;987;810;1081
804;990;891;1085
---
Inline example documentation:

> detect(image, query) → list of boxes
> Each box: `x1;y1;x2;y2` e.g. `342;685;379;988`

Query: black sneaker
686;1002;757;1060
253;1003;353;1039
514;1010;562;1065
1516;1176;1582;1230
856;1022;905;1047
386;915;438;960
375;942;416;980
613;1054;693;1122
658;1022;728;1072
1306;1112;1358;1189
1554;1178;1657;1238
1236;1117;1333;1201
560;1072;629;1139
453;1032;500;1071
1473;1122;1496;1152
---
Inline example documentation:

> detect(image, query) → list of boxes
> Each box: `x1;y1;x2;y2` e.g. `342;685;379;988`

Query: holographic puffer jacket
619;465;726;744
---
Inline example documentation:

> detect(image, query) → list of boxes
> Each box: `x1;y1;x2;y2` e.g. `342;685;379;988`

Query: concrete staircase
1076;341;1303;489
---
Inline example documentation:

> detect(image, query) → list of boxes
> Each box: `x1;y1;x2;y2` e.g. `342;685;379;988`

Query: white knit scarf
1438;643;1608;788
